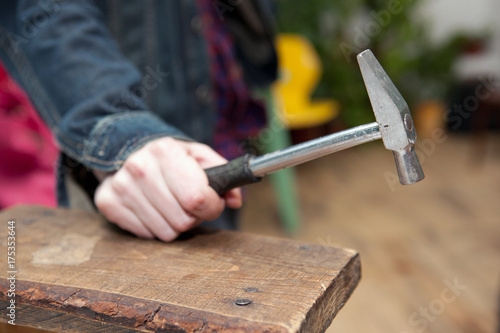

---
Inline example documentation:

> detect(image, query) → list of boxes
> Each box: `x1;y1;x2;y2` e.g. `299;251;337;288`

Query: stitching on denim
54;126;84;151
74;133;169;169
88;111;147;151
78;111;175;167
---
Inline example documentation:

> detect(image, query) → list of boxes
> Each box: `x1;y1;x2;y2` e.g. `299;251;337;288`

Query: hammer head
357;50;425;185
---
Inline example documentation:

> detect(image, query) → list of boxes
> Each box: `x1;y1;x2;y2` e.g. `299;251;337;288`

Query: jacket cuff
59;111;189;172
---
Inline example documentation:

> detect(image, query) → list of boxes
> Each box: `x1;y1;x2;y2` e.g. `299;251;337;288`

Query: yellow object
414;100;447;139
273;34;339;129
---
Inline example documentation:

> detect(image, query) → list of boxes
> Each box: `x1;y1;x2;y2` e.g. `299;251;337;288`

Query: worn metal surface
358;49;424;185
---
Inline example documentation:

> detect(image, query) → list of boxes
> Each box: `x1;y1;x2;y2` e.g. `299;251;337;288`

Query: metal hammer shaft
249;122;381;177
205;123;382;194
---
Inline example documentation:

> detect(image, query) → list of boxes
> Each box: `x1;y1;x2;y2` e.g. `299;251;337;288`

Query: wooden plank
0;300;137;333
0;206;360;332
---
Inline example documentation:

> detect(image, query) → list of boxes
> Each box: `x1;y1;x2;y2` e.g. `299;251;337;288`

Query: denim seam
76;111;175;168
58;132;167;169
78;133;171;168
0;24;82;151
0;25;60;124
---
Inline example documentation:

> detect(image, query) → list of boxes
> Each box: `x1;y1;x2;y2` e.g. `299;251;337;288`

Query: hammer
205;49;425;194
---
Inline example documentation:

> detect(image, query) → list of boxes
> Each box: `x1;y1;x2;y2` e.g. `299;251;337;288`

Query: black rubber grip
205;154;261;195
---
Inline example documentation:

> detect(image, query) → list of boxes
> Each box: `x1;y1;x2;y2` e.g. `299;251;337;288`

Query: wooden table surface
0;206;360;332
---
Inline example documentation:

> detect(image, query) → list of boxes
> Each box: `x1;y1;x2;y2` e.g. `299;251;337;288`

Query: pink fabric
0;63;59;208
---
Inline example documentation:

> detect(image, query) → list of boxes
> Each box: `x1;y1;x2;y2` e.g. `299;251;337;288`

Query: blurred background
240;0;500;332
1;0;499;332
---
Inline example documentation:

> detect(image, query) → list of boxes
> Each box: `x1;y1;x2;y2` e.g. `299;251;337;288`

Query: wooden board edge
0;299;140;333
0;280;289;333
298;253;361;333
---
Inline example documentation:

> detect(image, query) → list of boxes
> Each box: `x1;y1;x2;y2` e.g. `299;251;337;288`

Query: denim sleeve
0;0;188;172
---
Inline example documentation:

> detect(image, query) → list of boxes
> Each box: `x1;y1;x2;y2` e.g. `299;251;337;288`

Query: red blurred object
462;38;487;55
0;62;59;208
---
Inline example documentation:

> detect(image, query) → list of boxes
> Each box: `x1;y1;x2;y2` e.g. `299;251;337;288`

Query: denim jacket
0;0;277;204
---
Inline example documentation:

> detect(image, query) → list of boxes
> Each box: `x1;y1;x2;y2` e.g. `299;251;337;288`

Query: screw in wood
244;287;258;293
235;299;252;306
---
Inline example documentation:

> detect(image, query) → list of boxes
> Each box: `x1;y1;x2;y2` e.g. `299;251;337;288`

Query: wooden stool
0;206;360;332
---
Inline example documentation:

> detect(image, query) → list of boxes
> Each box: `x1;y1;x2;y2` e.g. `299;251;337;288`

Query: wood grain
0;300;136;333
241;133;500;333
0;206;360;332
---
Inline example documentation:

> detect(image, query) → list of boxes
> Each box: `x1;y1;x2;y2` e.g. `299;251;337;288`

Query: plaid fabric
197;0;266;160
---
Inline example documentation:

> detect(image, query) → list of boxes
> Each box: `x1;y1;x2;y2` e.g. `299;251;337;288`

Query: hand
94;137;242;242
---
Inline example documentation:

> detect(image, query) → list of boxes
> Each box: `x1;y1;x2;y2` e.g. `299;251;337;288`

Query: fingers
122;149;201;233
178;140;228;169
94;137;240;242
153;139;226;222
177;140;243;209
95;169;182;242
95;179;156;239
224;188;243;209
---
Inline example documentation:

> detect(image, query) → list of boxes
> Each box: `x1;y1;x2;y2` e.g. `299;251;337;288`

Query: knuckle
95;186;112;209
95;195;119;221
147;139;166;156
109;174;129;195
123;157;146;179
194;142;211;152
148;137;177;156
180;190;208;212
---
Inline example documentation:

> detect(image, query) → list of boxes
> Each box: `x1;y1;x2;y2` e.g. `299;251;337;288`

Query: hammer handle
205;154;261;195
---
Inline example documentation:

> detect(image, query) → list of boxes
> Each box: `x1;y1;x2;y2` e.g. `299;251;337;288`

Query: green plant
276;0;470;127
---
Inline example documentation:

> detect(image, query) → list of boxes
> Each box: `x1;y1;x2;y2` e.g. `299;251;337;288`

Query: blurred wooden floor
241;133;500;333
